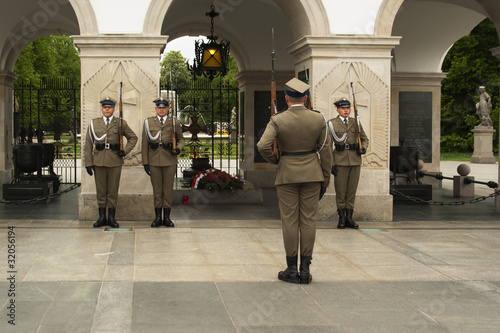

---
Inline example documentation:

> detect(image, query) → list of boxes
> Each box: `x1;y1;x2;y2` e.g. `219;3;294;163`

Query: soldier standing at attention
85;98;138;228
142;98;185;228
328;98;369;229
257;78;332;284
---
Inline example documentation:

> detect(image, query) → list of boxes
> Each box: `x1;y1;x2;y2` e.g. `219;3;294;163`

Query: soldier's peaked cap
334;98;351;108
100;97;116;106
153;98;169;107
285;78;309;98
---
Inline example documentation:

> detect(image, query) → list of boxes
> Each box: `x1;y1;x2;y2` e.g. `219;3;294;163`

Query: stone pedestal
471;126;496;164
453;175;474;198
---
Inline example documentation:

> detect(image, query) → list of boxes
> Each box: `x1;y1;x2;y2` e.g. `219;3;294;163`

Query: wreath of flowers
192;169;244;191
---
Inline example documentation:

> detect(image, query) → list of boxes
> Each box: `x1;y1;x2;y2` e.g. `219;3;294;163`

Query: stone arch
1;23;77;72
0;0;94;73
68;0;98;35
143;0;174;36
143;0;329;74
143;0;329;39
374;0;404;37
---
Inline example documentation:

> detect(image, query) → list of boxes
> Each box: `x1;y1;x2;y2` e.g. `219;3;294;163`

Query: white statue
476;86;494;127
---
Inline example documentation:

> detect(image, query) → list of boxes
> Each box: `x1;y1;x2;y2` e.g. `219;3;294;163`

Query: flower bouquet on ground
192;169;245;192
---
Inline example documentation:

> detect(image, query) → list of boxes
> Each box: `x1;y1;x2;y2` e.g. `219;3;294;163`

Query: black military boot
345;209;359;229
107;208;119;228
163;208;175;227
337;208;346;229
278;255;299;284
151;208;162;228
299;255;313;284
93;207;107;228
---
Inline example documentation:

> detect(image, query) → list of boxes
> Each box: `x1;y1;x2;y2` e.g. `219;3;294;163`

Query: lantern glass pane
201;45;223;69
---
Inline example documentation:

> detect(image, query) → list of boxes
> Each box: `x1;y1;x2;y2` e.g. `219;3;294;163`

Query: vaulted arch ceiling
146;0;330;72
391;0;490;72
0;0;81;72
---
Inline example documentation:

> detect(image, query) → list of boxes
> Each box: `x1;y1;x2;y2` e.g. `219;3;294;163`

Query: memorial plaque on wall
254;90;286;163
399;92;433;163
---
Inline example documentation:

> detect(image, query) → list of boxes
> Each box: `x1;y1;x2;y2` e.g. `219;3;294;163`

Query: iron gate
161;79;240;178
13;78;80;185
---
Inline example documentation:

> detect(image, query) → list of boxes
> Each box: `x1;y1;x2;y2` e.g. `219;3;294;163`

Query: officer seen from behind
257;78;332;284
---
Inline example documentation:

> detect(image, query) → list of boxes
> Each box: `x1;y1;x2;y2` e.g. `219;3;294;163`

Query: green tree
441;18;500;153
13;35;81;133
160;51;191;89
14;35;80;82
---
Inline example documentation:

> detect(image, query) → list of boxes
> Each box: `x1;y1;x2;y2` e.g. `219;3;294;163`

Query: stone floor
0;162;499;332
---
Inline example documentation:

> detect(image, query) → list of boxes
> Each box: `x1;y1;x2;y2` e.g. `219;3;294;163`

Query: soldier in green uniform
142;98;185;228
84;97;138;228
328;98;369;229
257;78;332;284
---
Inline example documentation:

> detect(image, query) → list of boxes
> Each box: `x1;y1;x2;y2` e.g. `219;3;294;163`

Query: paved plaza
0;162;499;332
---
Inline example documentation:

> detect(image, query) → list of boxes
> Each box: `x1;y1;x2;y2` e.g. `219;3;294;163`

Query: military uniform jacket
328;116;369;166
141;116;185;167
84;117;138;168
257;105;332;187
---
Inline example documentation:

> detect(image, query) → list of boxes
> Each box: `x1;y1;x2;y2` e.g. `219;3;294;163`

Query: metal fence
13;78;80;185
161;78;240;178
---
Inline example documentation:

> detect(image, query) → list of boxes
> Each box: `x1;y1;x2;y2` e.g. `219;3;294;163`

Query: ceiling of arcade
391;0;493;72
0;0;80;71
158;0;298;72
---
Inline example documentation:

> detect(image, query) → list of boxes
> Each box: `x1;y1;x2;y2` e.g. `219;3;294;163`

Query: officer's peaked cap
154;98;169;107
100;97;116;107
285;78;310;98
334;98;351;108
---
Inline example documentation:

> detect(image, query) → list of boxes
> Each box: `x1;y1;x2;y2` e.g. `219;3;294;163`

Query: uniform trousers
150;165;176;208
276;182;321;257
94;166;122;208
334;165;361;209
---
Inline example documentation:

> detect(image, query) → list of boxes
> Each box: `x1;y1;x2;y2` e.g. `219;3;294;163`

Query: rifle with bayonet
349;71;364;154
170;67;177;154
119;81;124;153
270;28;280;160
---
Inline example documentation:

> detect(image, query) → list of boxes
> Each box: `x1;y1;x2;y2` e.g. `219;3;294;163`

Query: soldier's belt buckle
105;143;110;150
158;142;163;148
345;144;350;150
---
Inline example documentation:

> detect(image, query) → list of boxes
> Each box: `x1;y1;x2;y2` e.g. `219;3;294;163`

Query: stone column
234;70;293;189
287;36;400;222
73;35;167;221
0;71;17;186
391;72;446;187
490;46;500;213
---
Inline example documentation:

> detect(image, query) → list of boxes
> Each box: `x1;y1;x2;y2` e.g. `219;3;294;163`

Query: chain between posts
391;187;500;205
0;183;81;205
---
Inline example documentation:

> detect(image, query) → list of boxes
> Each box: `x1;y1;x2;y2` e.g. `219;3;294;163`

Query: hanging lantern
187;4;230;81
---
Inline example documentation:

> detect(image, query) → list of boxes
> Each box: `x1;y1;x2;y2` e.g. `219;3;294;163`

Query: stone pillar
73;35;167;221
287;36;400;222
234;70;293;189
0;71;17;186
490;46;500;213
391;73;446;188
471;126;496;164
